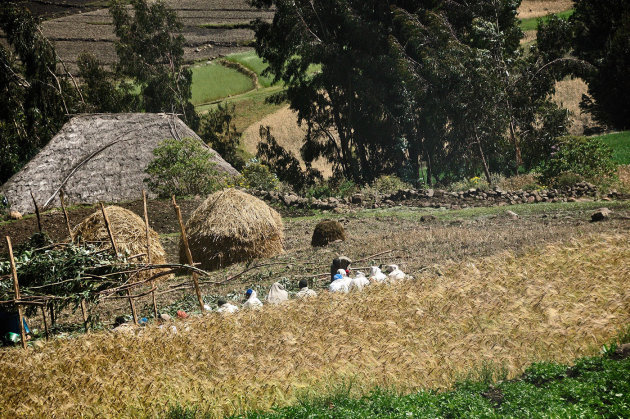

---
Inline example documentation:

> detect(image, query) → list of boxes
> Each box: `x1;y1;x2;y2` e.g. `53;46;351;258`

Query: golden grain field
1;232;629;418
518;0;573;19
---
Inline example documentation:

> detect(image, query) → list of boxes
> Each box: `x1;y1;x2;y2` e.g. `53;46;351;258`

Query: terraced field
1;0;273;72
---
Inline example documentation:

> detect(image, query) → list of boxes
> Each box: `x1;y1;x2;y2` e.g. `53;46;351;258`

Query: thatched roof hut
0;113;239;214
73;205;168;281
181;189;284;270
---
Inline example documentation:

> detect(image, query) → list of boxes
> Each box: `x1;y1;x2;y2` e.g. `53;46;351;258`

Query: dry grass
73;205;168;281
241;105;334;177
552;78;595;135
1;232;629;417
182;189;284;270
518;0;573;19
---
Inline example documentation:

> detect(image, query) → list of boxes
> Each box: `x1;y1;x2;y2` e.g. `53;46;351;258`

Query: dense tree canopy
571;0;630;129
252;0;571;185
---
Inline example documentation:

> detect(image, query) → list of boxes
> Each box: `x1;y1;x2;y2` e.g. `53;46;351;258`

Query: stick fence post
99;203;138;324
172;196;204;312
40;305;49;341
59;190;74;243
6;236;27;349
30;191;42;233
80;299;89;332
143;190;158;319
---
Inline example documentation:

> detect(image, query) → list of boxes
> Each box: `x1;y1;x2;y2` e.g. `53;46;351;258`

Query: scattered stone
505;210;519;220
176;310;189;319
8;210;22;220
420;214;437;222
591;207;611;222
567;197;577;202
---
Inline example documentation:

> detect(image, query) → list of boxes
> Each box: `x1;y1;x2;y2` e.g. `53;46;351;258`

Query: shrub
239;160;279;191
305;178;357;199
498;174;543;191
370;175;412;194
145;137;226;198
538;136;617;185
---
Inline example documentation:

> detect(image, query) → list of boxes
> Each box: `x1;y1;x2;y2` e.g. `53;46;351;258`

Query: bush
239;160;279;190
538;136;617;185
305;178;357;199
145;137;226;198
370;175;412;194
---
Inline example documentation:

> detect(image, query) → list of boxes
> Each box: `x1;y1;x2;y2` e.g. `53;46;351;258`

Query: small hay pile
181;189;284;270
73;206;167;280
311;219;346;246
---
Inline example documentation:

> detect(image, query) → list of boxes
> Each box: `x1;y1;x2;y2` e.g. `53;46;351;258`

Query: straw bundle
311;219;346;246
72;205;168;281
181;189;284;270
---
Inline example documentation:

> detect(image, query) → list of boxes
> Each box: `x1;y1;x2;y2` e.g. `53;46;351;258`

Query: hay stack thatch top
73;205;168;281
0;113;239;214
182;189;284;270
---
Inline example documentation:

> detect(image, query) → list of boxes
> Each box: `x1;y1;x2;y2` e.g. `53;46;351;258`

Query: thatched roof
0;113;239;214
182;188;284;270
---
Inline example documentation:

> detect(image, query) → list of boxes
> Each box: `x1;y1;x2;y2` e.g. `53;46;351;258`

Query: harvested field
241;105;335;177
518;0;573;20
1;231;628;417
552;78;595;135
0;0;273;72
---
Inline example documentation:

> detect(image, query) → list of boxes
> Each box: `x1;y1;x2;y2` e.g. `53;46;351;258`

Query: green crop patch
520;9;574;31
191;62;254;105
596;131;630;165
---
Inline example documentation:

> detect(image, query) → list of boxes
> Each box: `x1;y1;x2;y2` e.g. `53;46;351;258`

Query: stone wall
249;182;625;212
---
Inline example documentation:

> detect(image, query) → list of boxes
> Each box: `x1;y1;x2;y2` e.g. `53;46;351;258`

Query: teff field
1;202;629;416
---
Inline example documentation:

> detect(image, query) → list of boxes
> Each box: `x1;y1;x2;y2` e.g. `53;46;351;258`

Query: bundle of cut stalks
73;205;168;281
181;188;284;270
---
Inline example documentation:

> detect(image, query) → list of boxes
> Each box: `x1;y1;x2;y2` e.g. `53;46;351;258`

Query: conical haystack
181;189;284;270
73;206;168;281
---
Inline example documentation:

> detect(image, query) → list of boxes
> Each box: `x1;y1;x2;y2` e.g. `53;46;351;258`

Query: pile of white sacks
215;263;411;314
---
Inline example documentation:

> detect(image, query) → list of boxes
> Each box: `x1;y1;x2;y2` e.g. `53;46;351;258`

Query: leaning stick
30;191;42;233
59;190;73;243
172;196;204;312
143;190;158;319
6;237;27;349
100;203;138;324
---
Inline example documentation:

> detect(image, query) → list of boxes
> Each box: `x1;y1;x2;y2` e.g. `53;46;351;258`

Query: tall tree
571;0;630;129
110;0;198;129
0;3;83;184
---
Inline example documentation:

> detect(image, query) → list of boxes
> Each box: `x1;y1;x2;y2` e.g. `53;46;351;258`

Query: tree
77;53;140;113
198;103;246;170
0;3;84;184
110;0;198;129
144;137;225;197
571;0;630;129
252;0;570;187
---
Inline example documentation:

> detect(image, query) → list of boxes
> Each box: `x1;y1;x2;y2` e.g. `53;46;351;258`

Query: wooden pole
6;236;27;349
59;190;74;243
143;190;158;319
172;196;204;312
40;305;49;341
80;300;89;332
30;191;42;233
99;203;138;325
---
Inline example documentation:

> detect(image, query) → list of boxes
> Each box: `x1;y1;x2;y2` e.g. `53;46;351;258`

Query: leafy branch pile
0;234;131;318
